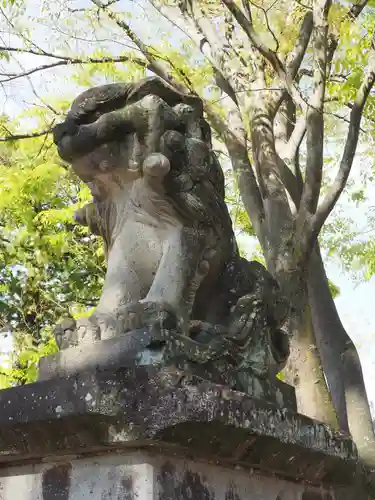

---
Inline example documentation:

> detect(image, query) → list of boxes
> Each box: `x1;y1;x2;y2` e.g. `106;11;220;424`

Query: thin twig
221;0;307;110
248;0;280;51
294;0;312;10
282;0;369;165
0;127;52;142
0;53;149;83
90;0;186;92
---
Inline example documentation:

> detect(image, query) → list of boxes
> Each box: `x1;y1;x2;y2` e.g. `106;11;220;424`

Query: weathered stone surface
0;366;358;489
51;76;291;385
0;450;363;500
38;328;297;411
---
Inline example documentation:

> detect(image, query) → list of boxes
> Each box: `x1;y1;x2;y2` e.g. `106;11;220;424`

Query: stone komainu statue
53;76;290;382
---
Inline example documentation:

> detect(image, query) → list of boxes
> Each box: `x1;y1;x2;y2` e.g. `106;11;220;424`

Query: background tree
0;118;105;385
0;0;374;469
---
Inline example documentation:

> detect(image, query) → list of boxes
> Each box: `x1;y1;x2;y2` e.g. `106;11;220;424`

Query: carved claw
225;293;290;378
53;316;101;349
119;300;180;334
53;318;78;350
75;317;101;343
227;294;265;344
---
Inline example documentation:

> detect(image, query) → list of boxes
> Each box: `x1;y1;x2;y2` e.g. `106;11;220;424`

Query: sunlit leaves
328;280;340;298
0;331;57;388
0;132;104;359
327;10;373;105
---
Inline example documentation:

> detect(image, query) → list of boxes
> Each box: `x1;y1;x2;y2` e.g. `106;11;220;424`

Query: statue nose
54;124;98;162
56;136;75;162
52;119;79;145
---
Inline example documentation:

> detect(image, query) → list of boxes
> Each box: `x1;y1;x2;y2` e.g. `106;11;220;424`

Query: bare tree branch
345;100;375;126
281;0;368;170
274;96;296;146
221;0;307;110
288;0;368;93
0;53;149;83
146;1;266;235
248;0;280;51
147;0;235;100
184;1;226;54
313;34;375;235
299;67;349;82
280;113;307;163
0;45;72;59
298;0;331;216
270;11;313;159
294;0;313;10
279;0;366;117
24;74;61;117
241;0;252;20
243;60;295;229
271;12;312;192
276;102;366;202
90;0;187;93
273;98;305;207
205;103;266;243
0;49;153;141
221;0;283;71
275;155;303;209
181;1;244;105
287;12;314;78
0;127;52;142
266;10;313;119
220;7;310;214
327;0;369;67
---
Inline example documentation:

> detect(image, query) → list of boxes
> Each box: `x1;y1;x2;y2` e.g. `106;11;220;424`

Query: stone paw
120;300;180;335
75;316;101;343
53;318;78;349
227;293;265;344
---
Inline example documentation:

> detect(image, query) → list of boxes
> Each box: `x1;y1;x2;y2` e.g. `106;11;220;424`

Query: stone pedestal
0;360;367;499
0;450;362;500
38;328;298;411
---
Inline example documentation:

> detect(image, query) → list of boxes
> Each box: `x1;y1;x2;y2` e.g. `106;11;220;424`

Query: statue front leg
141;226;216;329
80;263;144;341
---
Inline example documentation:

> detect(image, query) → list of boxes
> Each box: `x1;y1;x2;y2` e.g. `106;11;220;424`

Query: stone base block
0;450;361;500
0;366;367;499
38;328;297;411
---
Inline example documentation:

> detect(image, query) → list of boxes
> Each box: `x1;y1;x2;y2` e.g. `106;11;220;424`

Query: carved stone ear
73;202;102;236
74;206;89;226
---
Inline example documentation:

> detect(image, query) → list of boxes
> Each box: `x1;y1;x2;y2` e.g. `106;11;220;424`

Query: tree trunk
308;245;375;467
308;246;348;430
275;265;339;428
246;99;339;427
